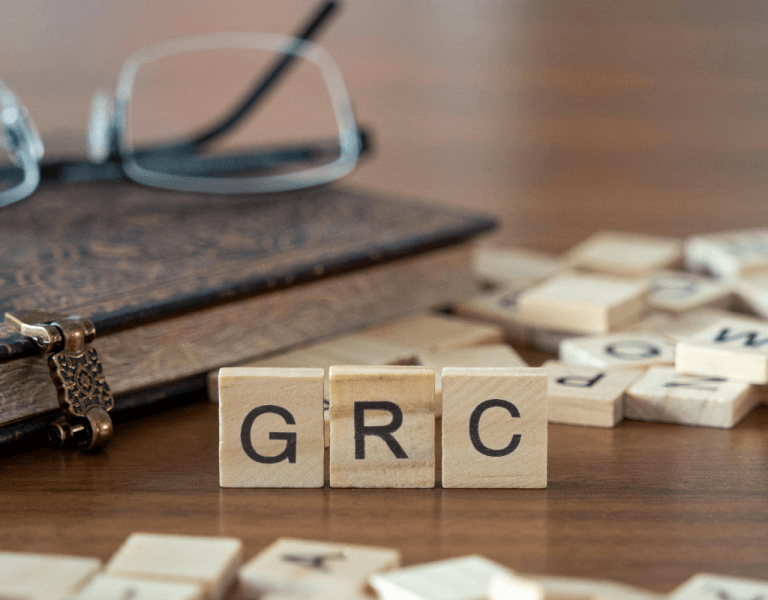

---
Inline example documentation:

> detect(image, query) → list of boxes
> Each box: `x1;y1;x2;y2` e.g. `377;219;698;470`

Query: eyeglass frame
0;0;369;208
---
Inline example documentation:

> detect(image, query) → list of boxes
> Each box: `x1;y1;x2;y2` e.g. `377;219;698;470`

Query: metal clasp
5;310;115;450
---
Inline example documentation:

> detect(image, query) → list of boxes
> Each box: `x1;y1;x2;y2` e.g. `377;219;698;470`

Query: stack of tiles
2;535;766;600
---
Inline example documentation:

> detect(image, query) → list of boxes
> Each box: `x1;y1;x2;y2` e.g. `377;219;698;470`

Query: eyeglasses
0;0;368;209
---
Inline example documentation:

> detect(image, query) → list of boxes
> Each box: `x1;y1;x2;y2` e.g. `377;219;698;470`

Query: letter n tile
329;365;435;488
442;367;547;488
218;367;324;488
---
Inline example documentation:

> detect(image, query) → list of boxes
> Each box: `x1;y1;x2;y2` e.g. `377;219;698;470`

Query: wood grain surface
2;0;768;595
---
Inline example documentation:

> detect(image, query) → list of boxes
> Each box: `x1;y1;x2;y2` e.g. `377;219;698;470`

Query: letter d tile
442;367;547;488
329;365;435;488
219;367;325;488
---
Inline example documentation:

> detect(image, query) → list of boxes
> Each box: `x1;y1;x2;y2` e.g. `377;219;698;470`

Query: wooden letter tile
626;366;760;428
517;273;648;334
360;313;503;354
453;286;531;346
105;533;242;600
442;367;547;488
565;230;682;277
370;555;511;600
0;551;102;600
329;365;435;488
543;361;641;428
669;573;768;600
490;573;662;600
417;344;527;417
219;367;324;488
675;316;768;383
685;228;768;279
736;271;768;318
238;538;399;598
559;332;675;370
74;575;203;600
647;271;732;313
472;246;563;287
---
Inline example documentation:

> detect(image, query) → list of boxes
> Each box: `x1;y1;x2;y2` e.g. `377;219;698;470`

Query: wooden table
2;0;768;595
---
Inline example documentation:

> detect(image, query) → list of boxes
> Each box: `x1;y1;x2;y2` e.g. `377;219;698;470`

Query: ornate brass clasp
5;310;115;450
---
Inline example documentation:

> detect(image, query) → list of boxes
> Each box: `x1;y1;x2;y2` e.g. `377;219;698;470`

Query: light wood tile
517;273;648;334
675;316;768;383
219;368;324;488
74;575;204;600
453;286;530;346
736;271;768;318
329;366;435;488
669;573;768;600
565;231;682;277
370;555;511;600
620;308;740;342
238;538;399;599
442;367;547;488
490;572;662;600
647;271;733;313
105;533;242;600
559;333;675;370
625;366;759;428
473;246;563;287
543;361;641;428
417;345;528;417
685;228;768;279
360;313;504;354
0;551;101;600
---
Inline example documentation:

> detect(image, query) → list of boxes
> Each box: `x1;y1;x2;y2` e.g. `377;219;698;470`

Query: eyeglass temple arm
188;0;339;149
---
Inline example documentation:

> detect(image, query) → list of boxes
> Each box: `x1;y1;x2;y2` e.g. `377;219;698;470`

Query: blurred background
2;0;768;249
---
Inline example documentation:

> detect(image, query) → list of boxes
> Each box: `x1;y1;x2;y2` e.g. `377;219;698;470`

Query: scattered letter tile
565;230;682;277
442;367;547;488
685;228;768;279
329;365;435;488
472;246;563;287
647;271;732;314
675;316;768;383
370;555;511;600
559;332;675;371
74;575;204;600
626;366;760;428
517;273;648;334
453;287;530;346
543;361;641;428
219;367;325;488
669;573;768;600
490;572;662;600
105;533;242;600
238;538;399;599
360;313;503;354
0;551;101;600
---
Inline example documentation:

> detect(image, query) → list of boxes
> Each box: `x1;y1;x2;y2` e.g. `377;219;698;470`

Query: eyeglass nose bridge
87;90;117;164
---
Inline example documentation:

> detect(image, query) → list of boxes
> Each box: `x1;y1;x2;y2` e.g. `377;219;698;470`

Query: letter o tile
442;367;547;488
219;367;325;488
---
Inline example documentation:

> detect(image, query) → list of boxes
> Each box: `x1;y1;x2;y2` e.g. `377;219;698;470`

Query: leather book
0;181;495;447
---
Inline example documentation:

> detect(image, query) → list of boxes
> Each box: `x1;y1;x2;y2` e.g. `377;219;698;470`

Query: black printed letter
240;405;297;464
469;399;521;457
556;372;605;387
605;340;660;360
354;401;408;460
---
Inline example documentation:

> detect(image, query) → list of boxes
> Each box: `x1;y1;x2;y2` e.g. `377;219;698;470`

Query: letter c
468;399;521;457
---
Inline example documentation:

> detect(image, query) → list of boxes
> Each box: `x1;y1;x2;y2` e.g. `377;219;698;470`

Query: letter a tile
329;365;435;488
219;367;324;488
442;367;547;488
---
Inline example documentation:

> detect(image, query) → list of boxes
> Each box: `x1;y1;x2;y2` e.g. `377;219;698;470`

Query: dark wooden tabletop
2;0;768;595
